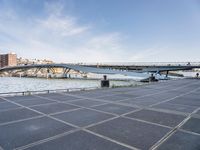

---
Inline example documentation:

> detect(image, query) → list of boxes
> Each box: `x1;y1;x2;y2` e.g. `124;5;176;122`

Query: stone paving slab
96;95;130;101
88;117;170;150
15;98;55;107
52;108;115;127
152;102;198;113
30;103;80;114
180;117;200;134
0;101;21;112
169;97;200;107
67;99;105;107
157;131;200;150
0;98;6;103
5;95;38;101
26;131;132;150
125;109;186;127
0;108;41;124
0;117;75;150
91;103;138;115
195;110;200;115
39;93;81;101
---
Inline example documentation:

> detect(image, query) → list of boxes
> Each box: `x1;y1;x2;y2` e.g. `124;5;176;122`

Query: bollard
196;73;199;78
101;75;110;88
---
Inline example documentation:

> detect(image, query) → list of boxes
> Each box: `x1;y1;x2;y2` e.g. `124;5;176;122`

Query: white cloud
0;1;128;62
40;1;90;37
39;15;89;37
0;1;136;63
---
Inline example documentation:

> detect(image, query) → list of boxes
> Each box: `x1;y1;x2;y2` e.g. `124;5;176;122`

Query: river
0;77;141;93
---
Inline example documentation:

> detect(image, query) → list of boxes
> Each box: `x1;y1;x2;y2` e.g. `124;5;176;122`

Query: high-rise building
0;53;17;68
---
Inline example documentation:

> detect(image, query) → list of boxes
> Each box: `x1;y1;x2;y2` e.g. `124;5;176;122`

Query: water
0;77;140;93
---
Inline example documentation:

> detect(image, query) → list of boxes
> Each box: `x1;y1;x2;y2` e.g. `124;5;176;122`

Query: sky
0;0;200;63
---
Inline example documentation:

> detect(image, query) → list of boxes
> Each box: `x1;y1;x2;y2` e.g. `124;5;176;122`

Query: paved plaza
0;79;200;150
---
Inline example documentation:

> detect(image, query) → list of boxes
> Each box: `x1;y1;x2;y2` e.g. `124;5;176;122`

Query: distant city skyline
0;0;200;63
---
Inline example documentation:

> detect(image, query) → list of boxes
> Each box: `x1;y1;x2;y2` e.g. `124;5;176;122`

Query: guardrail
83;62;200;66
0;86;100;97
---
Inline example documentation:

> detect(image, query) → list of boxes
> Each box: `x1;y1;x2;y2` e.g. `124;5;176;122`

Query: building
0;53;17;68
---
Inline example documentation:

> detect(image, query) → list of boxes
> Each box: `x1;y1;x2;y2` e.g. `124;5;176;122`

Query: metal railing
0;86;100;97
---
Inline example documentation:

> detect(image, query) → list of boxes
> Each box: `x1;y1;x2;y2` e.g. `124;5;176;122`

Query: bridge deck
0;79;200;150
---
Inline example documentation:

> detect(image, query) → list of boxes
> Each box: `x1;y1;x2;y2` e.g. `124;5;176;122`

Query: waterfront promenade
0;79;200;150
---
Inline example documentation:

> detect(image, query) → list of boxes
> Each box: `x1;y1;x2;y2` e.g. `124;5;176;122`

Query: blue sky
0;0;200;62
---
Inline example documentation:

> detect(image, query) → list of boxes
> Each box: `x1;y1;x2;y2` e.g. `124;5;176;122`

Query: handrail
0;86;99;97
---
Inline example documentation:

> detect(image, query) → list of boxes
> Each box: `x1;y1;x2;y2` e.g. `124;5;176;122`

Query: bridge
0;63;200;80
0;64;151;80
86;63;200;71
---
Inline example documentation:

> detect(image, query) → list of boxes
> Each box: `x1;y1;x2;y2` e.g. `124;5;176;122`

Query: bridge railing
83;62;200;66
